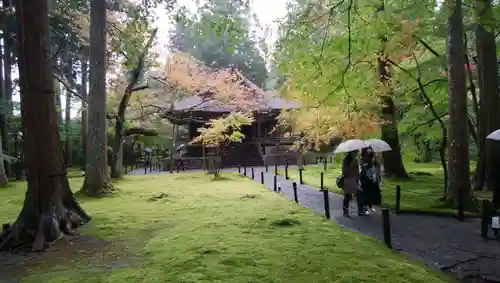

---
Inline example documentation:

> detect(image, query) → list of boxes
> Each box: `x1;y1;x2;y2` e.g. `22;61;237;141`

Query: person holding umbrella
360;147;382;214
340;150;364;217
335;139;367;217
361;139;392;213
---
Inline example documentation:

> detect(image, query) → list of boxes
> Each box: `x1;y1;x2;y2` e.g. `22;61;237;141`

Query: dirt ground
0;234;137;282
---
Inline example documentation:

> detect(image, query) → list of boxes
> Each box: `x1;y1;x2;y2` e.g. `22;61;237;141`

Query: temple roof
167;68;300;113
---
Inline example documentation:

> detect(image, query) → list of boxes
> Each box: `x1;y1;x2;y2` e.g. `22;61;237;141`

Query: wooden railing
259;136;300;145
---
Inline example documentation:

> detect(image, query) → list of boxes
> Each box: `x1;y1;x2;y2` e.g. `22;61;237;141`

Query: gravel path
129;166;500;282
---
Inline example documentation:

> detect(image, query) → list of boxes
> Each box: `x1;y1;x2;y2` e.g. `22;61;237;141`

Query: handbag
336;175;345;188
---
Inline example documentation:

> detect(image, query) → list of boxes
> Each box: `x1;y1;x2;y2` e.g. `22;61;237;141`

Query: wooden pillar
257;118;261;140
170;123;177;171
253;120;257;141
275;119;280;138
202;140;206;170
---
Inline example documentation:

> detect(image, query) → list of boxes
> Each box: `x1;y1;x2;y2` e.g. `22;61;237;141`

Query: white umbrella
334;139;368;153
364;139;392;152
487;129;500;140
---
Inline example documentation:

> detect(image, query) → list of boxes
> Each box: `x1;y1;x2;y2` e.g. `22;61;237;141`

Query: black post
320;172;324;191
285;166;289;180
243;166;247;176
293;182;298;203
261;172;264;184
457;188;465;221
382;208;392;248
323;158;327;171
251;168;255;179
481;199;490;239
299;168;303;184
238;165;241;174
176;165;180;173
395;185;401;214
265;164;268;172
323;189;330;219
273;175;277;192
274;164;278;175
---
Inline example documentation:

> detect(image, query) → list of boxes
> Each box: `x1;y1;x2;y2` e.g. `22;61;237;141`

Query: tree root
79;179;117;197
0;211;89;252
0;195;91;252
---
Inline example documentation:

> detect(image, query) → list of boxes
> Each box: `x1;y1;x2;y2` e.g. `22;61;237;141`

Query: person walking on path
360;147;382;214
341;150;363;217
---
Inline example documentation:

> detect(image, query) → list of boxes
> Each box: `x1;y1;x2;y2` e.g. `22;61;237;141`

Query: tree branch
407;112;448;135
410;78;448;93
130;84;149;92
414;36;441;57
51;72;87;103
124;127;158;136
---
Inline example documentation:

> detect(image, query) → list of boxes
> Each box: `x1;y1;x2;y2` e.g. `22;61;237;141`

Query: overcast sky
18;0;291;118
152;0;290;57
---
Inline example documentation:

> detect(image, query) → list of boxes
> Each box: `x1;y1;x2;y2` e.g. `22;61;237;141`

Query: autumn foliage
192;111;254;177
162;52;266;108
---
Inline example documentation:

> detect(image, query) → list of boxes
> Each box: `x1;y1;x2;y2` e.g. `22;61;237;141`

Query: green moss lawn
0;173;453;282
284;161;491;215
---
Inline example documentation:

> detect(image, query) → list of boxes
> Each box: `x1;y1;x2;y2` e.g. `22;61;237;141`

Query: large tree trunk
475;0;500;206
63;48;73;167
64;91;72;167
377;57;409;179
0;0;90;252
2;0;13;119
2;0;13;166
111;118;125;178
0;129;8;188
80;59;88;169
55;80;63;124
81;0;112;195
2;0;13;178
0;33;6;167
110;29;156;179
446;0;471;206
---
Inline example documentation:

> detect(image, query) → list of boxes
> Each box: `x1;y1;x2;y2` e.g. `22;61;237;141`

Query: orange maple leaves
163;52;266;109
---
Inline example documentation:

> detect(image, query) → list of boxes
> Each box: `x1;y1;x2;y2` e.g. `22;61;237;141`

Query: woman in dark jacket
360;147;382;213
341;150;363;217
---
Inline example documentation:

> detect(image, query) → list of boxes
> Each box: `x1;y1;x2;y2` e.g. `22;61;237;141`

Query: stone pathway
129;166;500;282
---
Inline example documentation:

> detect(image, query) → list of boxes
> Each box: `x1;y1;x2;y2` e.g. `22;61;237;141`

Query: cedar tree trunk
81;0;112;195
446;0;471;206
0;0;90;252
475;0;500;206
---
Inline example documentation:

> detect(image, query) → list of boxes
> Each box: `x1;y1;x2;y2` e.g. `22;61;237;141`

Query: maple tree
192;111;254;177
272;0;500;206
128;51;270;121
273;2;421;164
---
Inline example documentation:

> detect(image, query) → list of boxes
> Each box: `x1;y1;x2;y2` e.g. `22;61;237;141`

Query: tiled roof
170;68;300;113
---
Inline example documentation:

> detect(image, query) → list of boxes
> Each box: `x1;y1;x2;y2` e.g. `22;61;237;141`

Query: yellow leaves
162;52;268;109
279;106;378;150
193;111;255;146
384;17;421;63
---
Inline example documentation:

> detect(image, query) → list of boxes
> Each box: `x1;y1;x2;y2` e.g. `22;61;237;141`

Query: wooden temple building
161;68;301;170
